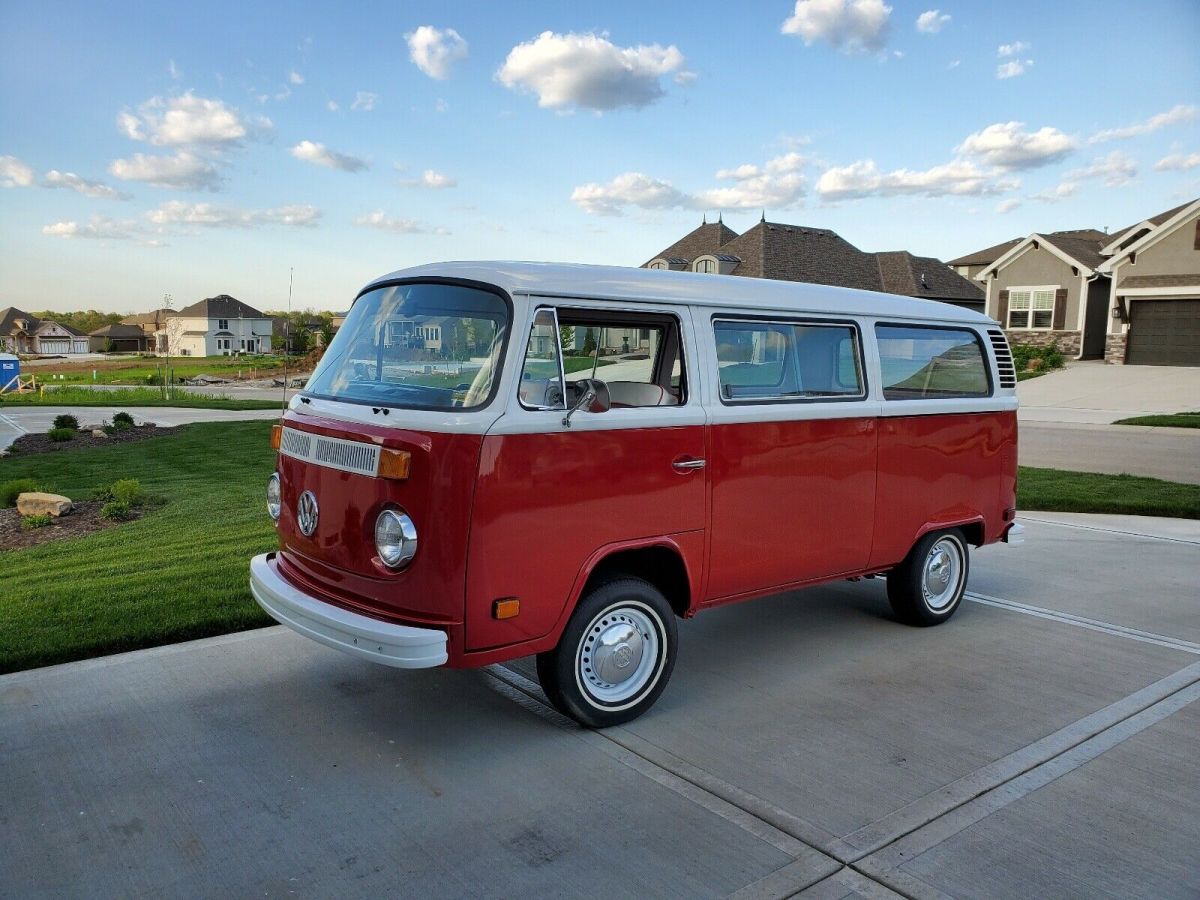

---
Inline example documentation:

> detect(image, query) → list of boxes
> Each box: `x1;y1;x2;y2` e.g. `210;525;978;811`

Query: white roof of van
364;261;994;325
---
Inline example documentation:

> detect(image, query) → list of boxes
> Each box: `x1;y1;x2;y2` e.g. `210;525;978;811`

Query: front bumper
250;553;448;668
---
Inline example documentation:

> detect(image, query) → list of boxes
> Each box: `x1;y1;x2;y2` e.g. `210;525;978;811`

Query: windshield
304;282;509;410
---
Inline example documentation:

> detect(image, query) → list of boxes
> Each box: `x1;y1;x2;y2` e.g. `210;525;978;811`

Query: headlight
266;473;281;521
375;509;417;568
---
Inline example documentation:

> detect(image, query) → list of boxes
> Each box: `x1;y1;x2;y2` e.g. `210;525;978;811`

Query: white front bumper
249;553;448;668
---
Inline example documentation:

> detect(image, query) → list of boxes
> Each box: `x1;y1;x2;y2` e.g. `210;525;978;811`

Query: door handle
672;457;706;472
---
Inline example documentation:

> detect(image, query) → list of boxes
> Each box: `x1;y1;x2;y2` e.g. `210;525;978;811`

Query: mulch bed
3;423;160;457
0;500;143;552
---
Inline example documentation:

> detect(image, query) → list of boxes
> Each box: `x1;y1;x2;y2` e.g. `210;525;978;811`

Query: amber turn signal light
378;448;412;480
492;598;520;620
270;424;282;450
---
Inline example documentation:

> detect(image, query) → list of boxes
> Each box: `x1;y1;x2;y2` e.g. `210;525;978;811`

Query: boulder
92;429;109;438
16;492;73;517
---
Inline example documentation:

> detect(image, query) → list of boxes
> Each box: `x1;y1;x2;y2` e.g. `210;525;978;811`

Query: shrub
111;478;144;506
53;414;79;430
100;501;133;521
1010;342;1065;373
21;513;53;531
48;427;75;442
1;478;42;508
1040;343;1065;370
1011;344;1036;371
112;411;135;427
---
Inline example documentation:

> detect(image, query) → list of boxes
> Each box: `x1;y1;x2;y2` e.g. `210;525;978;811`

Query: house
1096;198;1200;366
643;217;984;313
973;229;1113;359
122;308;176;354
88;323;151;353
164;295;273;356
0;307;90;354
946;239;1022;281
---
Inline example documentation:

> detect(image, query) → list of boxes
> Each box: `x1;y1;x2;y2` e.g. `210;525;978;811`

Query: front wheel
887;529;970;626
536;577;677;728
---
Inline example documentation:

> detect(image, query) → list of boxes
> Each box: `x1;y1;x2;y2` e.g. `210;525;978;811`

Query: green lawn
0;386;281;410
1113;412;1200;429
1018;466;1200;519
0;421;278;673
33;354;289;385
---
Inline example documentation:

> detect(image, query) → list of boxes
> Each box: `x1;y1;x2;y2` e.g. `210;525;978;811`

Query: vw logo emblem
296;490;319;536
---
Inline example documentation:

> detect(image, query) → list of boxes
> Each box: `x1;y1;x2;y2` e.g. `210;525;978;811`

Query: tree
582;327;596;356
559;325;575;354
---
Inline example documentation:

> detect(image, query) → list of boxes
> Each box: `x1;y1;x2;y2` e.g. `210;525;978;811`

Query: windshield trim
299;276;515;413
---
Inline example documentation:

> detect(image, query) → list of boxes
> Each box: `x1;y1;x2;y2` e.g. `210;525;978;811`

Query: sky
2;0;1198;314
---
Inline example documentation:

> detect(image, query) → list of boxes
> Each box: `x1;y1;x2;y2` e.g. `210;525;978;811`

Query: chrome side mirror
562;378;610;427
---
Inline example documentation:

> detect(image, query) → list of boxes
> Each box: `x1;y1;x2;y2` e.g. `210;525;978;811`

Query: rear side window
714;319;865;402
875;325;990;400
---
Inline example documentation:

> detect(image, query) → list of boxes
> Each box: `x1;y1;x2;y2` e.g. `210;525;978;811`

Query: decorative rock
16;492;73;518
92;429;109;438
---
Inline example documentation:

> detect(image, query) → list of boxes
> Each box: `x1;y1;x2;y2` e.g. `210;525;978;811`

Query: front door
704;316;880;601
464;302;707;651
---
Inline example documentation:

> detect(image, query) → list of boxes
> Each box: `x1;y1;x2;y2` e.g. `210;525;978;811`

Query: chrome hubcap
577;606;661;706
922;538;962;611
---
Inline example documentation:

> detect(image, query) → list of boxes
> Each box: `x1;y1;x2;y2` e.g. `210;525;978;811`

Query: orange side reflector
270;424;282;450
493;598;520;620
378;448;412;480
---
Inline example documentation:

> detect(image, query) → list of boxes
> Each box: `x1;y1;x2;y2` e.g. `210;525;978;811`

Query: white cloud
1155;151;1200;171
996;59;1032;79
108;151;222;190
146;200;319;228
1089;104;1198;144
353;210;450;234
289;70;304;85
289;140;368;172
815;158;1011;200
402;169;457;189
781;0;892;53
1030;182;1078;203
1065;150;1137;186
405;25;469;80
496;31;691;111
997;41;1029;57
915;10;950;33
43;170;128;199
118;92;264;147
42;215;136;239
571;153;808;215
435;98;449;113
350;91;377;112
168;59;181;80
956;122;1076;170
327;100;339;112
1;155;35;187
996;199;1020;214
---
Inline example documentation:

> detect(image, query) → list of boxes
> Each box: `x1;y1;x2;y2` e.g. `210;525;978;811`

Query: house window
218;319;229;330
1007;287;1056;330
217;338;231;352
694;258;717;274
648;261;667;270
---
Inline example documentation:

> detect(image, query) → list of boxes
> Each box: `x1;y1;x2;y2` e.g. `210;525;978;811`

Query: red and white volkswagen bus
250;262;1021;726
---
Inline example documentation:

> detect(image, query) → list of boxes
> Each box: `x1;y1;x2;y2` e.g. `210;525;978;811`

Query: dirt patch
4;424;162;457
0;500;143;552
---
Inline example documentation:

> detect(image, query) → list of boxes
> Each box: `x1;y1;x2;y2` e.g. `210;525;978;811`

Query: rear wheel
886;529;969;626
536;576;677;728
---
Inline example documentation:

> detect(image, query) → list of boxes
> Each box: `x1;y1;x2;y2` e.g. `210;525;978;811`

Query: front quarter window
304;282;509;410
518;308;566;410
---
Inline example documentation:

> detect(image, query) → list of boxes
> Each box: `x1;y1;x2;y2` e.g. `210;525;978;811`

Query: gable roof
176;294;267;319
644;220;738;266
122;308;177;327
718;220;884;291
90;323;147;338
36;320;88;336
875;251;984;302
945;238;1022;268
0;307;40;335
1098;198;1200;271
978;229;1110;280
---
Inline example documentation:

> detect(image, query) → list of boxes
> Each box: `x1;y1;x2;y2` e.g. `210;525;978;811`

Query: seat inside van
606;381;678;407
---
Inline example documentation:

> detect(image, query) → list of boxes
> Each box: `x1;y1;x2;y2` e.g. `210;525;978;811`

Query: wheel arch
571;538;699;620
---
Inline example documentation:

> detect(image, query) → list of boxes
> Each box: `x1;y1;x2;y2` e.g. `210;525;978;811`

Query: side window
875;325;990;400
714;319;864;402
518;308;565;410
557;313;686;408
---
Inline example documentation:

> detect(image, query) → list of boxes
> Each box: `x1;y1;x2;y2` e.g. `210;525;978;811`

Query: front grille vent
988;329;1017;389
279;428;380;477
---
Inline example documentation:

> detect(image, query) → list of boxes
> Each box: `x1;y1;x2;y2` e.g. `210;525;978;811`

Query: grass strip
1019;466;1200;519
0;386;281;409
1112;412;1200;429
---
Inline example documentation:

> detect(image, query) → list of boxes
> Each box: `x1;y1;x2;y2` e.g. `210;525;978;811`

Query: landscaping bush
20;514;52;531
111;478;144;506
1;478;42;508
99;501;133;521
104;419;133;434
112;411;135;427
47;427;75;442
1010;342;1065;373
52;414;80;430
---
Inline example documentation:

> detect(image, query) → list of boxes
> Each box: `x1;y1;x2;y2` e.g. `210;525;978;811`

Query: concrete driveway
0;405;282;452
1017;361;1200;424
2;512;1197;898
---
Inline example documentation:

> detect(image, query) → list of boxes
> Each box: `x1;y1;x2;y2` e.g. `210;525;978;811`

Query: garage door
1128;299;1200;366
39;339;69;354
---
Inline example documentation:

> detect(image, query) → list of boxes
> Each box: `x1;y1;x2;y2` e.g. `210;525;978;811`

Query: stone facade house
1096;198;1200;366
121;308;177;354
165;295;273;357
644;218;984;312
88;323;151;353
0;307;90;354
